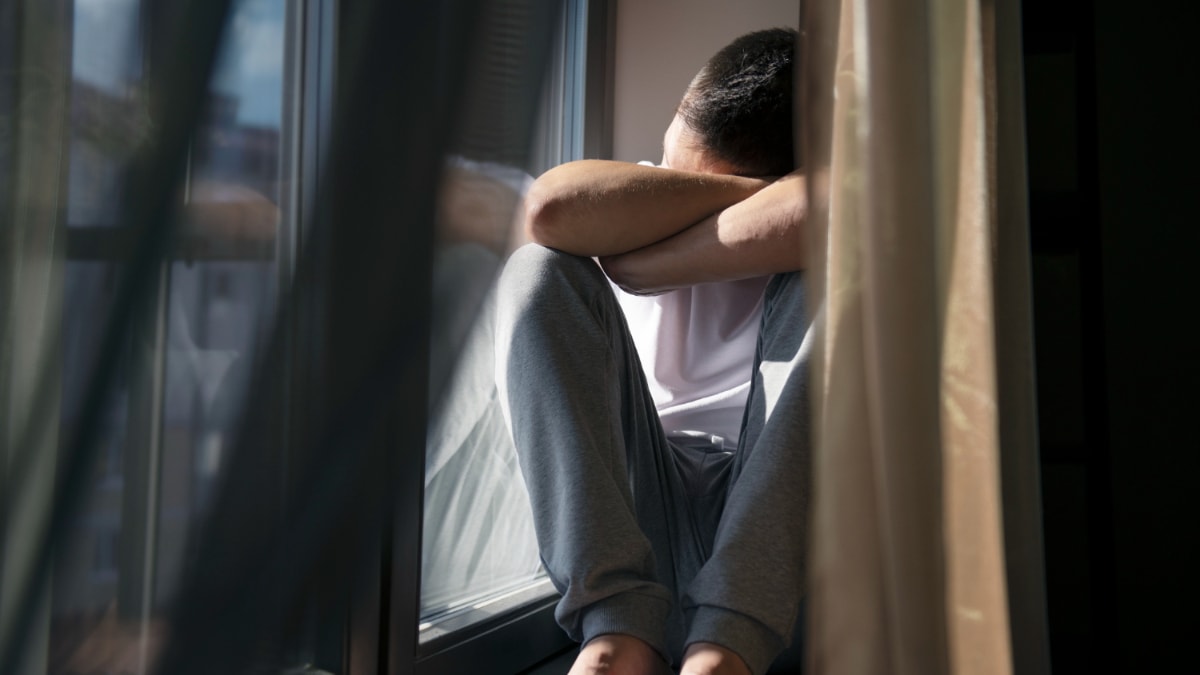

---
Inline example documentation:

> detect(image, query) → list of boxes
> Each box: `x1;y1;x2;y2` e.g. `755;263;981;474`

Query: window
3;0;324;672
420;10;569;643
0;1;608;673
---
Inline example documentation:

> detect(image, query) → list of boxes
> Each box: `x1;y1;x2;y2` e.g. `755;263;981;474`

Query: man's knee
498;243;608;308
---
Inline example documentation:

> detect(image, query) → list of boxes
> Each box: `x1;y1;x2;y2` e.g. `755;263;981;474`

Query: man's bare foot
679;642;752;675
568;634;670;675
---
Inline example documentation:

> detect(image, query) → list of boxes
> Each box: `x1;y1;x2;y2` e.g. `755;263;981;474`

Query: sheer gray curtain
1;4;70;674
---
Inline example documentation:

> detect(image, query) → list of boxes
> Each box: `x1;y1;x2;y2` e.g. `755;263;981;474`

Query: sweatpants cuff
580;592;672;663
686;606;786;675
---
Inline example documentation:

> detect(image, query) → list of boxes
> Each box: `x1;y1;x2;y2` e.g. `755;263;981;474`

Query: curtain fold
802;0;1047;672
1;4;72;673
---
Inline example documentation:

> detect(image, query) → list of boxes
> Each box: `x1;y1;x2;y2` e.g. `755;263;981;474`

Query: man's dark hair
679;27;798;177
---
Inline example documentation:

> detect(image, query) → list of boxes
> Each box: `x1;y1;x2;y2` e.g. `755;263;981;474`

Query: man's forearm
600;171;806;294
523;159;769;257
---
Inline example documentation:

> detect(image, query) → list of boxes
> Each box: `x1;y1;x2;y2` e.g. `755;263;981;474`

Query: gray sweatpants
495;244;811;675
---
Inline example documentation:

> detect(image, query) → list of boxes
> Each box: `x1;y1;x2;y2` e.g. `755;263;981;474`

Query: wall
610;0;799;163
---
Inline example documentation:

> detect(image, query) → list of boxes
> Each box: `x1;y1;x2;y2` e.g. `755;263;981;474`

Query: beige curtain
800;0;1049;673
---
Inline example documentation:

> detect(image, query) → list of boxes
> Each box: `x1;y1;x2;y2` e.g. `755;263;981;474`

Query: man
495;28;810;675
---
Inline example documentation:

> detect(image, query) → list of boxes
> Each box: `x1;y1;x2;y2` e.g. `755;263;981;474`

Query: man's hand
599;170;807;294
523;160;769;257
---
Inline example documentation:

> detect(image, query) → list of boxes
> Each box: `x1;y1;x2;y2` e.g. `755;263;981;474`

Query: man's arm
599;171;806;295
523;159;770;257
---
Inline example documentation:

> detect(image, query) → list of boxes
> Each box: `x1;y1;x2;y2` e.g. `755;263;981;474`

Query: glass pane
43;1;291;672
418;0;586;638
155;0;285;606
51;262;136;674
67;0;143;227
422;184;544;627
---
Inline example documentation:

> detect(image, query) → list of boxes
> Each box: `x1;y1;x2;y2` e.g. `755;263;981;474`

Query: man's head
668;28;798;177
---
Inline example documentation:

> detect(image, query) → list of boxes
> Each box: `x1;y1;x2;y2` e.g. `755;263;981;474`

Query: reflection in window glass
48;1;289;672
422;177;544;624
419;0;587;636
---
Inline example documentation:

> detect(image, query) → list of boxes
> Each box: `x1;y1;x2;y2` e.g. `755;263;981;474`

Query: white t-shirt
615;271;768;448
612;161;769;447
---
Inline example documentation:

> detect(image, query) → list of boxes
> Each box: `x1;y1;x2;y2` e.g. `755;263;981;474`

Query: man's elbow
522;190;555;246
522;184;576;250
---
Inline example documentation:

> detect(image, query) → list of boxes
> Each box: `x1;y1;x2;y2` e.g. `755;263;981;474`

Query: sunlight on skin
661;112;743;176
680;642;753;675
566;635;752;675
568;634;670;675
